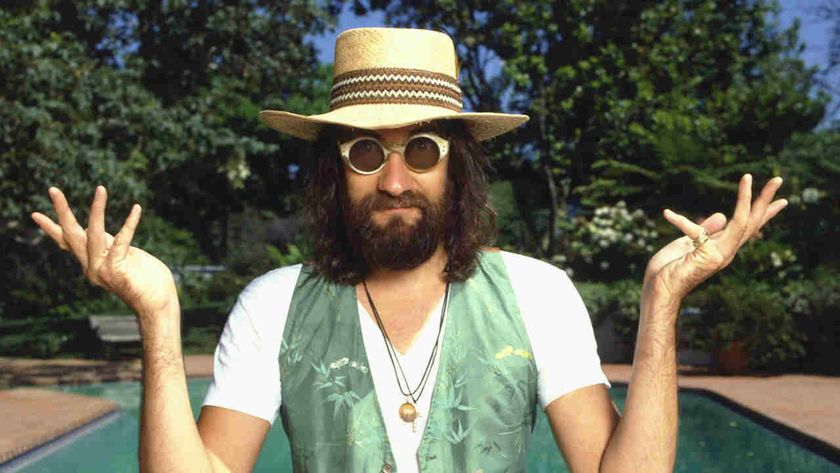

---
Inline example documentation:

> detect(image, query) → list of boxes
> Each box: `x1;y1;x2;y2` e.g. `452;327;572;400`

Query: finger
719;174;753;256
49;187;89;268
109;204;141;262
739;176;784;247
31;212;70;250
663;208;706;241
758;198;788;230
699;212;727;235
86;186;108;281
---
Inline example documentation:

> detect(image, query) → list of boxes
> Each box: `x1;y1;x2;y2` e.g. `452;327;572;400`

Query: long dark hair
301;119;496;284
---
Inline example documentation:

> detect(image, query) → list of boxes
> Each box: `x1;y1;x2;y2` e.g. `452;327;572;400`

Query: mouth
372;206;421;222
379;207;416;213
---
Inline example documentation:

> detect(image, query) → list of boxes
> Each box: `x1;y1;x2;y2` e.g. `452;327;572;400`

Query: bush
682;276;807;371
205;243;304;309
562;201;660;282
782;265;840;374
577;278;642;345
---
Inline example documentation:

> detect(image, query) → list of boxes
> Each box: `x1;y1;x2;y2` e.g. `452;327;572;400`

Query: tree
360;0;828;260
0;1;337;319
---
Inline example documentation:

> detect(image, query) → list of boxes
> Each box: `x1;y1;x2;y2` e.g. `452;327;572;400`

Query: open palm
31;187;178;320
643;175;788;302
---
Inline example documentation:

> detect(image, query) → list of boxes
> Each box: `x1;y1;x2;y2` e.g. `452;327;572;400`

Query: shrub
563;201;659;282
577;278;642;345
783;265;840;374
682;276;807;371
205;243;304;309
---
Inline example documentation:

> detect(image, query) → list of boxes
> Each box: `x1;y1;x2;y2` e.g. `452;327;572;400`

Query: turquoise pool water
10;379;839;472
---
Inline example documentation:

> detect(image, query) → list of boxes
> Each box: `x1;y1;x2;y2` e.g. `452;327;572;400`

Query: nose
378;150;413;196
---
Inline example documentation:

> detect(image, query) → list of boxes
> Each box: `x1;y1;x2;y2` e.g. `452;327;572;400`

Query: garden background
1;0;838;375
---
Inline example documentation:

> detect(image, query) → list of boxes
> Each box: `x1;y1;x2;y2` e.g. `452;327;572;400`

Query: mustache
361;191;430;212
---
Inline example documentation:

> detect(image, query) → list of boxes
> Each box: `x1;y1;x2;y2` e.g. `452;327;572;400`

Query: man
32;27;787;472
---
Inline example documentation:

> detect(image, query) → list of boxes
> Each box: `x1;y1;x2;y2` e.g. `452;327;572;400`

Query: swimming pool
9;379;839;472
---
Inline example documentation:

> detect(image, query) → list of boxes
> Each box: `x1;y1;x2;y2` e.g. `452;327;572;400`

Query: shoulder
498;250;587;322
498;250;574;288
238;264;303;305
228;264;304;337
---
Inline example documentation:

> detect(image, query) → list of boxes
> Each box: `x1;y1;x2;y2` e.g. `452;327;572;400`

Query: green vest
279;250;538;472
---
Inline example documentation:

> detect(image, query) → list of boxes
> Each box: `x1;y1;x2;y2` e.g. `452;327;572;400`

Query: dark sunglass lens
349;139;384;172
404;137;440;170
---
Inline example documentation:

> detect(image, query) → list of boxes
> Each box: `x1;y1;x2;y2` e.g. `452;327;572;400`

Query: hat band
330;67;463;112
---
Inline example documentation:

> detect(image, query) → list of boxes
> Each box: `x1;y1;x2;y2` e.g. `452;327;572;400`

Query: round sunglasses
338;132;449;175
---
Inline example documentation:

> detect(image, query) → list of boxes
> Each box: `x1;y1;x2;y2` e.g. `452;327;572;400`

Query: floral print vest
279;250;538;472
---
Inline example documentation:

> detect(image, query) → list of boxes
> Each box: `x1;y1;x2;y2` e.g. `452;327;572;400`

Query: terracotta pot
713;339;750;375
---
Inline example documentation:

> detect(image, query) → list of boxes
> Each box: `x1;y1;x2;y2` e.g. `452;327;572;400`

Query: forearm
599;295;680;473
137;301;216;473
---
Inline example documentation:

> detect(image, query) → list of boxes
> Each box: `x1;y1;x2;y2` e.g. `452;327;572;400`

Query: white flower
624;233;634;242
600;261;610;270
564;268;575;278
329;357;350;370
802;187;820;203
599;239;610;248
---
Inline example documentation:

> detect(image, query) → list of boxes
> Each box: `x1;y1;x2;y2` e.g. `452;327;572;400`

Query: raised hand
31;186;178;325
643;174;788;304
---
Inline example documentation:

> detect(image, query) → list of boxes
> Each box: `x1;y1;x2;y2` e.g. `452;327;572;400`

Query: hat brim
259;103;529;142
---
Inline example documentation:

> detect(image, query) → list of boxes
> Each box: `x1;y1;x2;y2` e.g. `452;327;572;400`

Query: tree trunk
538;82;559;258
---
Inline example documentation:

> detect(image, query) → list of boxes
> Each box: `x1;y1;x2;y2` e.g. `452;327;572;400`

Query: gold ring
692;229;709;248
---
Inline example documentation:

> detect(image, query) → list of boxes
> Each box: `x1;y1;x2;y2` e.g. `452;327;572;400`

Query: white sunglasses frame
337;132;450;175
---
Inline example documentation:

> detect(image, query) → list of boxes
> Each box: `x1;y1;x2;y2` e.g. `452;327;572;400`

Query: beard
344;187;452;272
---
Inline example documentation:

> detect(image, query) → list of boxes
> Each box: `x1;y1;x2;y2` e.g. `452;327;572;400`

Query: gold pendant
399;401;418;422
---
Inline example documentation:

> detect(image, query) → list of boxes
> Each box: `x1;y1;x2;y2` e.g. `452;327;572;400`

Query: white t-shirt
202;251;610;472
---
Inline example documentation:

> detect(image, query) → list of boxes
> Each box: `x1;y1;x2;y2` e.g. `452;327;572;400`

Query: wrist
137;298;181;339
640;290;681;325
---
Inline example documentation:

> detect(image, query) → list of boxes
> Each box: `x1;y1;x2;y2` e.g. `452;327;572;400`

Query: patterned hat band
329;67;463;112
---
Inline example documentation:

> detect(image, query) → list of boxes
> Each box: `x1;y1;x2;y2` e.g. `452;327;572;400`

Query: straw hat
259;27;529;141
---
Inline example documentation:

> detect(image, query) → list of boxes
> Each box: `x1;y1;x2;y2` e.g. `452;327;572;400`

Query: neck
364;245;448;290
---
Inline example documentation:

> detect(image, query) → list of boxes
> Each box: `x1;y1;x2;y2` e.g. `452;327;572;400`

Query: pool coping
1;357;838;468
0;410;121;473
0;388;119;470
612;381;840;467
604;364;840;467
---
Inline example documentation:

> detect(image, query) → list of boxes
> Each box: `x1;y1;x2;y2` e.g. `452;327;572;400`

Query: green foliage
725;239;802;284
682;277;807;371
204;243;305;309
562;201;659;282
489;180;535;252
364;0;828;259
768;125;840;270
576;279;642;343
782;265;840;373
1;1;336;324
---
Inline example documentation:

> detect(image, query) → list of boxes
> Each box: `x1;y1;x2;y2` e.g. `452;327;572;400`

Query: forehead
337;121;444;141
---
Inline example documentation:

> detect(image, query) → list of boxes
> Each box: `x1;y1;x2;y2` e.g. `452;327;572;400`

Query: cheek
345;170;376;202
422;162;449;202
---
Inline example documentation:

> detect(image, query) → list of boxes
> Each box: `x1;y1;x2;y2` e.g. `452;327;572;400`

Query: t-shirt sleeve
201;264;301;426
501;252;611;409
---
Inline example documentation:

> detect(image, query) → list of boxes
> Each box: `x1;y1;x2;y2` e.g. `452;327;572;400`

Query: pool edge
613;381;840;467
0;410;122;473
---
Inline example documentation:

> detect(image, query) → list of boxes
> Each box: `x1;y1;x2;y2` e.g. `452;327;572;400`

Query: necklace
362;279;451;431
